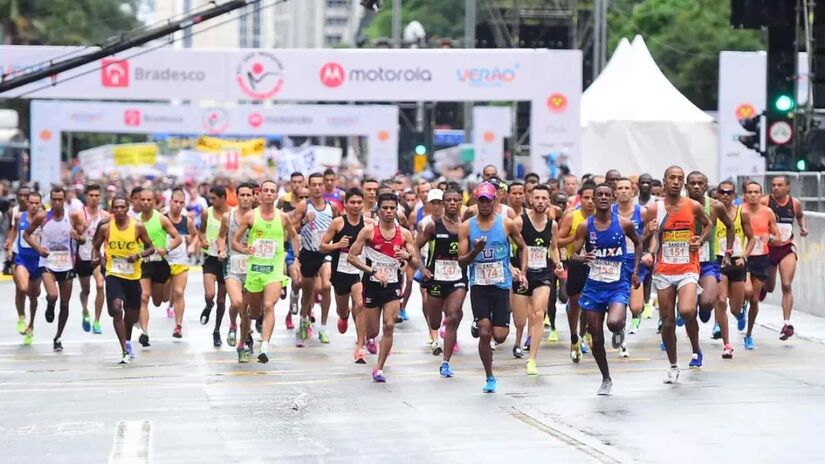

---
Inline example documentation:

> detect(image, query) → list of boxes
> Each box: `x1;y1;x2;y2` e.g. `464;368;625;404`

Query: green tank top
143;210;167;250
699;197;716;263
204;206;222;256
247;207;286;281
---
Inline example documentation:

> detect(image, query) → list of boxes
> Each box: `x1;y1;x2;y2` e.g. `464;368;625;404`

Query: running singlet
141;210;167;262
426;218;464;282
300;201;333;252
323;189;345;212
654;197;699;275
16;212;40;260
77;207;103;261
332;215;364;275
246;208;286;281
204;206;222;257
563;209;588;261
611;204;643;254
768;196;795;243
39;210;74;272
716;206;745;257
364;225;404;284
166;214;189;266
748;207;772;256
105;218;142;280
468;215;512;290
584;213;628;287
697;197;717;263
519;212;552;279
227;208;250;275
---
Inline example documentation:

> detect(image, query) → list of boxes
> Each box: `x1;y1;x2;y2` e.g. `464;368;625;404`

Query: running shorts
426;280;468;299
105;275;141;310
75;259;98;278
170;264;189;277
285;242;295;265
717;256;747;283
141;260;171;284
202;255;225;283
700;261;721;283
653;272;700;291
299;249;328;278
14;254;42;279
565;261;590;296
622;257;650;282
362;281;402;308
470;286;511;328
331;272;361;296
579;280;630;312
41;267;76;282
769;243;797;267
244;269;286;293
748;255;770;281
514;277;552;297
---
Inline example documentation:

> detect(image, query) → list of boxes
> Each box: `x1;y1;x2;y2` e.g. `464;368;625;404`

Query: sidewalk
756;302;825;345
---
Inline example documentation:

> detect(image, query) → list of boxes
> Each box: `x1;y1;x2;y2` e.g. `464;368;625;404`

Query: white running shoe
663;366;680;384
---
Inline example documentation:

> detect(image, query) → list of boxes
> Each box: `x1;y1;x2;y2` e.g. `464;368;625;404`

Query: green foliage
365;0;466;41
608;0;764;109
1;0;140;45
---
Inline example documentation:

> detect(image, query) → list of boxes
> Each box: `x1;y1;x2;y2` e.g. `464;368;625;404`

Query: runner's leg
442;289;466;361
584;309;609;379
657;285;678;365
54;278;73;340
778;253;797;321
318;263;332;327
528;286;551;360
172;271;188;327
511;293;528;353
376;300;400;371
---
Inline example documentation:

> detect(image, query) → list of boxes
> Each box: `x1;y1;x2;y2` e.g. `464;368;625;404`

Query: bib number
144;252;162;262
208;241;218;256
527;246;548;270
229;254;248;274
778;223;793;241
625;237;636;253
337;252;360;275
733;239;743;257
699;241;711;263
370;260;399;284
47;250;71;269
473;261;505;286
589;259;621;283
111;257;135;275
254;239;277;260
434;259;462;281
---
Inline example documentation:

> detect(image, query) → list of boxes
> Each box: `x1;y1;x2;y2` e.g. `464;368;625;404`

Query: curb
757;321;825;345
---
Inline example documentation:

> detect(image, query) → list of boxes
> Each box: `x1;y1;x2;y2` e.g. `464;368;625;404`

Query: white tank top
39;211;74;272
77;207;103;261
300;201;333;252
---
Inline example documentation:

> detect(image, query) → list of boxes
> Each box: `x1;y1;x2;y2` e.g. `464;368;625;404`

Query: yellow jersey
716;205;745;257
105;218;142;280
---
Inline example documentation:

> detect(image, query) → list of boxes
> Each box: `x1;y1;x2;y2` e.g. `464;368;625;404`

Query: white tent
581;35;719;181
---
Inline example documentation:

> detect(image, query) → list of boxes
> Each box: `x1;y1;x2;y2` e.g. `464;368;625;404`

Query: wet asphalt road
0;272;822;463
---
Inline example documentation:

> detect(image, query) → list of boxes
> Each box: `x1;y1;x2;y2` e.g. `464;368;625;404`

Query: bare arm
549;221;562;270
713;200;735;256
135;223;155;260
556;213;576;248
400;228;421;270
347;225;374;273
232;211;254;254
741;208;755;257
457;221;484;266
318;217;344;254
160;215;182;256
506;218;529;280
621;217;642;287
414;220;435;253
281;211;301;260
24;212;47;256
794;197;808;236
4;212;19;254
569;222;590;263
91;222;108;264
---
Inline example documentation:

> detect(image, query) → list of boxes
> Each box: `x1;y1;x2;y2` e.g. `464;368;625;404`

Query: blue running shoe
440;361;453;378
82;313;91;333
689;351;703;368
372;368;387;382
676;313;685;327
581;340;589;354
744;336;755;350
711;324;722;340
399;309;409;321
698;308;712;323
736;308;747;332
659;341;666;351
483;376;497;393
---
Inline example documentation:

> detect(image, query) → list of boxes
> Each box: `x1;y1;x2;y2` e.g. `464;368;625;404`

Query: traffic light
738;114;763;153
414;144;427;156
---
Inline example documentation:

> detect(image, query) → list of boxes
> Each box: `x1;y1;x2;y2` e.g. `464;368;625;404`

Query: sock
141;328;148;336
784;320;791;325
320;324;327;332
260;341;269;354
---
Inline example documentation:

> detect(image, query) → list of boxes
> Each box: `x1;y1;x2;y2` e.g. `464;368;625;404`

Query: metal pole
392;0;402;48
592;0;601;81
464;0;476;146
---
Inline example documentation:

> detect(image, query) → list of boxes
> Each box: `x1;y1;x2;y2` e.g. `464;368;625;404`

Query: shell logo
39;130;53;141
483;131;495;143
546;93;568;113
735;103;756;120
377;130;389;142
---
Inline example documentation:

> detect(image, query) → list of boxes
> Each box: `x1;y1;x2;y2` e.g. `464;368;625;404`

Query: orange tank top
748;206;772;256
654;197;699;275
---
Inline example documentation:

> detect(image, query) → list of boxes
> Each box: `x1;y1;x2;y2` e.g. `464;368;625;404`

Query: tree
364;0;466;41
1;0;140;45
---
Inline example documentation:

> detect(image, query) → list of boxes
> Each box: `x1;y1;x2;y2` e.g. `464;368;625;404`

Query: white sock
784;320;791;325
260;341;269;353
320;324;327;332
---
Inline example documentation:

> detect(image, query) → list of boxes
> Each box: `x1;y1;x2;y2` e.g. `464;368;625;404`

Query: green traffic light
796;159;806;171
415;144;427;155
775;94;794;112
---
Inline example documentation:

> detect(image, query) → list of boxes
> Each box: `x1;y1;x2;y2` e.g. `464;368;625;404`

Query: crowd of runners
2;165;807;395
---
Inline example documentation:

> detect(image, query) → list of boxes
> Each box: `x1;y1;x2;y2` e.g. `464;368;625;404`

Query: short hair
686;171;707;182
483;164;497;172
323;168;336;177
509;181;524;190
28;191;42;200
579;182;597;195
745;180;763;191
290;172;304;180
664;165;684;177
718;180;736;190
443;187;462;198
532;184;551;194
260;179;278;189
130;186;143;198
362;178;379;186
594;183;613;195
377;192;398;206
170;187;186;199
237;182;256;192
773;174;791;184
209;185;227;198
308;172;324;182
524;172;540;183
616;177;633;186
112;193;129;205
651;179;663;187
84;183;101;194
345;188;364;201
50;186;65;196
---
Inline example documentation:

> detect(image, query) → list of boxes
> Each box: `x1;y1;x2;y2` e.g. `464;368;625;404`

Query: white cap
427;189;444;202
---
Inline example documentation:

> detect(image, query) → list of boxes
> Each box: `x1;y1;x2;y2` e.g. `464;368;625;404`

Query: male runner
347;192;420;382
481;165;498;181
7;191;43;345
4;184;31;334
319;188;368;360
571;184;642;395
744;181;781;350
399;180;433;323
276;172;305;210
292;172;338;344
165;188;199;338
91;194;154;364
73;184;109;335
219;182;255;351
232;180;301;363
644;166;711;383
762;175;807;340
25;187;84;352
199;186;229;347
508;182;526;216
361;178;380;221
636;173;656;208
459;182;528;393
322;168;345;212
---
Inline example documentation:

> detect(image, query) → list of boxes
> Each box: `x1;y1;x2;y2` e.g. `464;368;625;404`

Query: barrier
734;171;825;212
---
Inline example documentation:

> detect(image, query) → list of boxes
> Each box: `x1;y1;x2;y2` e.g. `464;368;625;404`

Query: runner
24;187;84;352
762;175;807;340
292;173;338;345
282;185;308;330
713;180;754;359
459;182;528;393
571;183;642;395
91;194;154;364
347;192;420;382
199;186;229;347
744;181;781;350
4;184;31;334
72;184;109;335
644;166;711;383
165;188;199;338
400;180;433;323
319;188;367;360
416;188;468;376
6;191;42;345
232;180;301;363
511;184;563;375
322;168;345;212
219;182;255;352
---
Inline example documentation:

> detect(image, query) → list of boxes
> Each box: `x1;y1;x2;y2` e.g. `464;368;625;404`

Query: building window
325;17;348;26
252;1;261;48
325;34;343;45
327;0;348;7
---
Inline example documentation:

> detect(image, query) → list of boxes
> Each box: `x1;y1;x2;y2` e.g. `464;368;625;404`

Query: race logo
377;130;389;142
202;108;230;134
320;62;346;88
248;112;263;128
236;52;285;99
735;103;756;120
101;59;129;87
547;93;568;114
124;109;141;127
456;65;518;87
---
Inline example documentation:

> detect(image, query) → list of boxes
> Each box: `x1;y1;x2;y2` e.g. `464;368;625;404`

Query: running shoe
611;329;625;349
642;302;653;319
570;341;582;363
689;351;703;369
431;340;443;356
172;325;182;339
581;334;591;354
280;286;287;300
52;338;63;352
45;304;55;323
547;329;559;342
237;349;249;363
676;312;684;327
310;312;316;324
698;308;713;323
526;358;538;376
23;329;33;346
319;329;330;344
126;341;135;359
597;378;613;396
139;333;150;347
490;340;497;351
354;349;367;364
295;331;305;348
337;316;348;334
482;376;497;393
299;319;310;341
285;313;294;330
82;312;91;332
92;321;102;334
711;324;722;340
736;307;747;331
16;316;26;335
663;366;680;384
471;320;479;338
366;338;378;354
619;342;629;358
744;335;755;350
543;314;550;328
227;326;237;347
426;336;434;346
512;346;524;358
257;351;269;364
372;368;386;383
399;308;409;321
629;317;641;334
659;341;666;351
213;331;222;348
199;306;211;325
119;352;130;365
657;318;663;334
523;336;531;351
779;324;795;341
245;334;254;354
439;361;454;378
166;306;174;319
722;344;734;359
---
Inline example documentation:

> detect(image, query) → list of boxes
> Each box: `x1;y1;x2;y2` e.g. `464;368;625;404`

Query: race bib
559;247;568;261
733;238;743;257
527;246;548;270
473;261;505;286
434;259;462;281
47;250;71;269
778;223;793;241
589;259;622;283
337;252;360;275
229;254;248;274
208;240;218;256
111;257;135;275
370;260;399;284
752;236;767;256
144;252;162;262
699;241;711;263
254;239;277;259
625;237;635;253
661;230;691;264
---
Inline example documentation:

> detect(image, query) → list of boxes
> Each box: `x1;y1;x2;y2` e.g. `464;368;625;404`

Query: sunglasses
718;189;735;195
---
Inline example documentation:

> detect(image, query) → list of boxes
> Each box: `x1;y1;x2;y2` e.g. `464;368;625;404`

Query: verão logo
124;109;141;127
236;52;285;100
101;59;129;87
320;62;346;88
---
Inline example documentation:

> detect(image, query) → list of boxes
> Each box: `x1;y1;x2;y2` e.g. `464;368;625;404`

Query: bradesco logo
456;65;518;87
236;52;285;99
102;59;129;87
101;58;206;88
319;62;432;88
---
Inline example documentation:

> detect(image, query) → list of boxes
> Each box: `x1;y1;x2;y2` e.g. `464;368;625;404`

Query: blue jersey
612;204;646;275
16;212;39;260
584;213;629;291
468;214;512;290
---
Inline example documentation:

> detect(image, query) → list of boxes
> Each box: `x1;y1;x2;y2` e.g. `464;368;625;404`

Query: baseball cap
427;189;443;202
474;182;496;200
488;176;507;192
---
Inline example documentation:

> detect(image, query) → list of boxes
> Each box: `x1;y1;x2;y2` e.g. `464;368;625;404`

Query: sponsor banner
472;106;512;174
195;136;265;156
112;143;158;166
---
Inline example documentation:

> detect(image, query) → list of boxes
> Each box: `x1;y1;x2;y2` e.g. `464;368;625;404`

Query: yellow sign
414;154;427;173
113;143;158;166
196;136;265;157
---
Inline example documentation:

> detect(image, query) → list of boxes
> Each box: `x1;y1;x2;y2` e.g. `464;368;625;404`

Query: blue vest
468;214;512;289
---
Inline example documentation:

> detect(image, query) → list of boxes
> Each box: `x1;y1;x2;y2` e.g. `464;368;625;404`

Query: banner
195;136;265;156
473;106;512;174
112;143;158;166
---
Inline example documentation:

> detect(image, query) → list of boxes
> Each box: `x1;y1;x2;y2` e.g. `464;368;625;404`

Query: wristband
725;248;733;255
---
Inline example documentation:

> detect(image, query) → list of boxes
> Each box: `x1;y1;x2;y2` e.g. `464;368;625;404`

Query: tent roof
582;35;713;123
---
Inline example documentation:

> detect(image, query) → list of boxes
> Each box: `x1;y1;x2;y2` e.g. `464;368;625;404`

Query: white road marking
109;420;151;464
